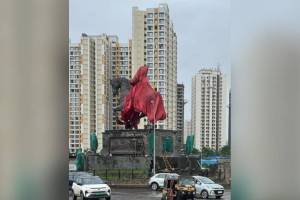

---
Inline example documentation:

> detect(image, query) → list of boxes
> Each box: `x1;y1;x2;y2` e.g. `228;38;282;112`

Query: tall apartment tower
132;4;177;130
191;68;227;151
177;84;184;132
80;33;113;151
110;37;132;130
69;43;82;154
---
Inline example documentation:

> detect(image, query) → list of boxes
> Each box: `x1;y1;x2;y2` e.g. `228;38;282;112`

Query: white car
72;176;111;200
148;173;179;191
193;176;224;199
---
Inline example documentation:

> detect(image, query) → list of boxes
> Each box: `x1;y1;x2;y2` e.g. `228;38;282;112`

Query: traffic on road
69;171;231;199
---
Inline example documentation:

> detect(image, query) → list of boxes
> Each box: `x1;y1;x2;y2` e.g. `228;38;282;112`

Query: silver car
193;176;224;199
148;173;179;191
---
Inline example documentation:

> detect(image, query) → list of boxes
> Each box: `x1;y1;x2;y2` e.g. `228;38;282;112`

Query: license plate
218;191;223;194
96;192;105;195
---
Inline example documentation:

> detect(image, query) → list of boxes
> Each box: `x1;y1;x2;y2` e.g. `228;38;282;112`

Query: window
159;63;164;67
147;13;153;18
159;81;165;86
147;44;153;49
156;174;166;179
147;57;153;62
147;19;153;24
147;32;153;37
147;38;153;43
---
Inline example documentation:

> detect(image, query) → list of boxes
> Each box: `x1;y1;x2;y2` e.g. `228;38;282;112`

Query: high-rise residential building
69;43;82;154
184;120;192;144
191;68;227;151
79;33;113;151
69;34;133;153
132;4;177;130
177;84;184;133
110;38;132;130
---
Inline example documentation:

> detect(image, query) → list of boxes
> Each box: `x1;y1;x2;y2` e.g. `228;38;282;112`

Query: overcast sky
70;0;231;120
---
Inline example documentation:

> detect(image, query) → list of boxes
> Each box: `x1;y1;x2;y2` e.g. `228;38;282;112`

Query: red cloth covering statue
121;65;167;129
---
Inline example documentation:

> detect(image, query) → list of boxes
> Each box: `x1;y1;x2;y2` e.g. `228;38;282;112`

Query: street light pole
153;115;156;175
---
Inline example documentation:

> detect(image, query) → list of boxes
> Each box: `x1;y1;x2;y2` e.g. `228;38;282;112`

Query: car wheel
80;192;86;200
151;182;159;191
105;197;111;200
200;190;209;199
176;191;182;200
190;194;195;200
71;190;77;200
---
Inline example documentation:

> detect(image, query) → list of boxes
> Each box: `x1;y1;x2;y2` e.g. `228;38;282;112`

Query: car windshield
179;177;194;185
199;177;215;184
81;177;104;185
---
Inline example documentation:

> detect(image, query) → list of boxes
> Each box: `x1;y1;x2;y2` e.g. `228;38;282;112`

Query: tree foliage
191;148;200;154
201;147;217;157
219;145;231;156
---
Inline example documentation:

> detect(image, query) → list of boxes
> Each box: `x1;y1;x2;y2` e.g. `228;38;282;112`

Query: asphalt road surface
69;188;231;200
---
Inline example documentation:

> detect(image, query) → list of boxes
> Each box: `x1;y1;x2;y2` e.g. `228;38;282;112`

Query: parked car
69;171;93;190
72;176;111;200
149;173;179;191
192;176;224;199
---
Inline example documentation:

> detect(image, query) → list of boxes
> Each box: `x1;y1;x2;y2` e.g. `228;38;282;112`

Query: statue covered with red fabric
120;65;167;129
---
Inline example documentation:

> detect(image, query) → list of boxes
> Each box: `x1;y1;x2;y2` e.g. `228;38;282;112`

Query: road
69;188;231;200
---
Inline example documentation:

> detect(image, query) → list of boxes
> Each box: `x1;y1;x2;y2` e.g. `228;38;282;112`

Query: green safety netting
75;148;84;171
185;135;195;155
90;132;98;152
162;136;173;153
147;130;154;156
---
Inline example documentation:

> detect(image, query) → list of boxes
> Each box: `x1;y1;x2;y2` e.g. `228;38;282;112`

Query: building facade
132;4;177;130
177;84;184;133
69;43;82;154
69;34;134;153
81;33;114;151
110;38;132;130
191;68;227;151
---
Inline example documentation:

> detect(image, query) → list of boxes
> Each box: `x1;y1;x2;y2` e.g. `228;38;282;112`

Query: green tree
201;147;217;157
219;145;231;156
192;148;200;154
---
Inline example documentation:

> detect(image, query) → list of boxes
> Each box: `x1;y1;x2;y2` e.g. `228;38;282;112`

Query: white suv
148;173;179;191
193;176;224;199
72;176;111;200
